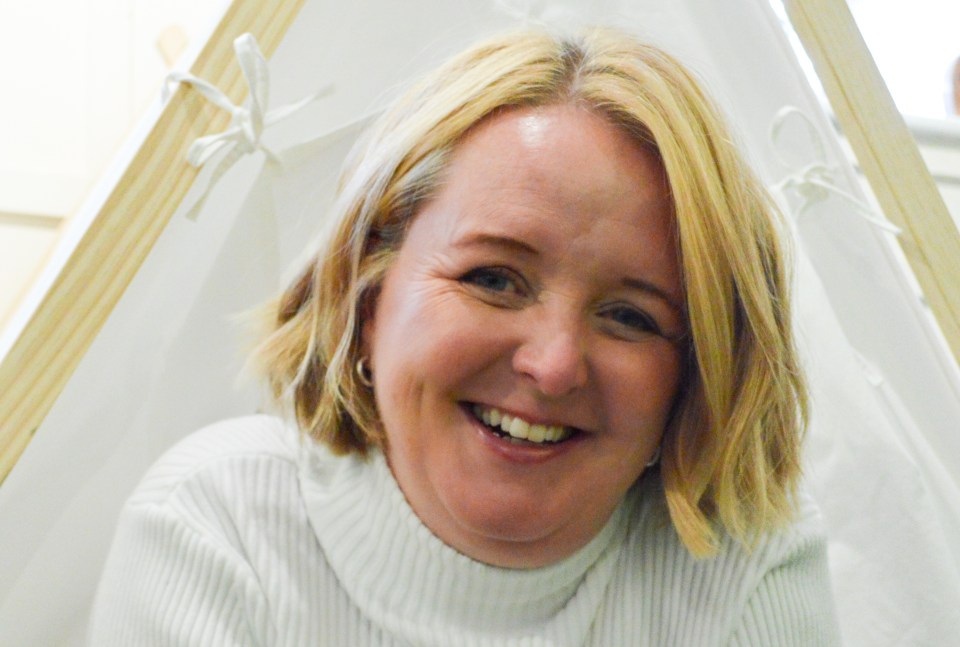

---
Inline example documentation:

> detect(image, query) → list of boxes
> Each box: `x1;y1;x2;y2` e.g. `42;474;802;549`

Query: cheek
608;344;684;428
371;284;498;412
376;289;483;368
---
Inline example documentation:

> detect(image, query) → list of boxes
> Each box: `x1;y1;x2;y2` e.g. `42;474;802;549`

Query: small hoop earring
355;357;374;388
645;446;661;468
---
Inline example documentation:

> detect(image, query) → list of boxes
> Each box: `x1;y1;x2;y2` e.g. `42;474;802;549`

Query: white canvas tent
2;0;960;644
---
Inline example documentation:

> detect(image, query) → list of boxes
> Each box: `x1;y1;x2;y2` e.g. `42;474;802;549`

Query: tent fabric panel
0;0;306;486
784;0;960;364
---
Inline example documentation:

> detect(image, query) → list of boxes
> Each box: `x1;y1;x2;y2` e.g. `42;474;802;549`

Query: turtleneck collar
298;442;633;646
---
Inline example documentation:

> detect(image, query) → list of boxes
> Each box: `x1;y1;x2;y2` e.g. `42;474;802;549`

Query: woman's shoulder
628;477;828;569
609;480;838;645
734;486;829;576
93;416;321;645
126;414;303;509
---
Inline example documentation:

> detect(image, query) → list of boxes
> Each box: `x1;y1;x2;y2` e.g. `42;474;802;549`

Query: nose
511;311;589;398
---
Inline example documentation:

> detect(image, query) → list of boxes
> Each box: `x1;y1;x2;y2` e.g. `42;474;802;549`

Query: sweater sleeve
88;501;270;646
725;536;841;647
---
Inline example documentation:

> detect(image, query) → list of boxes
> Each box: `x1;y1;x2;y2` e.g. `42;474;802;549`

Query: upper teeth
472;405;573;443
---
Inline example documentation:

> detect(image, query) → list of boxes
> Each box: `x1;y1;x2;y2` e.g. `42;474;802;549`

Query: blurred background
1;0;959;329
0;0;223;326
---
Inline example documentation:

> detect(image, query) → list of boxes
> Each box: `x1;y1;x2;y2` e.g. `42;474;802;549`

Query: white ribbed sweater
89;415;840;646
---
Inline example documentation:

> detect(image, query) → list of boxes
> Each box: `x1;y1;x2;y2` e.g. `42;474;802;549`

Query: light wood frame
784;0;960;361
0;0;305;484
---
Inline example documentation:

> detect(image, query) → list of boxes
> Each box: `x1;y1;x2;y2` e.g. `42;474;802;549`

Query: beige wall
0;0;220;327
918;144;960;227
0;215;61;326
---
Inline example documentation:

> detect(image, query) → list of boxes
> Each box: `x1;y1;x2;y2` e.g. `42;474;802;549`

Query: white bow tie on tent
768;105;901;235
163;33;332;221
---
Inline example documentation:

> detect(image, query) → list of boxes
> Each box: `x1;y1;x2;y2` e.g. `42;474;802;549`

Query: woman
90;27;840;645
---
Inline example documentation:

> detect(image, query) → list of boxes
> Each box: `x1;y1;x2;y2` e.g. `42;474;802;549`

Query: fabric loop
164;33;332;220
769;106;901;235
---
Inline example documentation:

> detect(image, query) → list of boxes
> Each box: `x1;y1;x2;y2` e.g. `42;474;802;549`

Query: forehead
444;107;671;239
405;104;682;302
449;104;669;210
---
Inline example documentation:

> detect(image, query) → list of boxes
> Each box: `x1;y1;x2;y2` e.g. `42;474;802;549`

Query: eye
598;303;662;338
459;267;530;303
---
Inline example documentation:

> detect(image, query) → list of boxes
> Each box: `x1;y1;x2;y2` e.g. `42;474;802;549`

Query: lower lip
461;404;582;465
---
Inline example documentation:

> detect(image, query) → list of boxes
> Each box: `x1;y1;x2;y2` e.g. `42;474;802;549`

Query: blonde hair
255;27;807;557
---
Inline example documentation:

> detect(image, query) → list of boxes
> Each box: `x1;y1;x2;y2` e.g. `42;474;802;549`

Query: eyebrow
621;277;684;315
452;232;539;256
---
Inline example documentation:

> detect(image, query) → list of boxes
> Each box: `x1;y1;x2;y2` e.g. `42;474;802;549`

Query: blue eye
459;267;531;306
462;268;514;292
602;304;661;336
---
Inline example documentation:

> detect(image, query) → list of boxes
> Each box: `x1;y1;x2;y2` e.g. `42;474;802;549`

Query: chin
438;484;585;566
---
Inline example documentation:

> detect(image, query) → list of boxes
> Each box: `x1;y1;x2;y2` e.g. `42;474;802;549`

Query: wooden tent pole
0;0;305;485
783;0;960;365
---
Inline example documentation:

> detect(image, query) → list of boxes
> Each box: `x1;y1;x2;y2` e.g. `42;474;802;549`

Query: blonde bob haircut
256;27;807;557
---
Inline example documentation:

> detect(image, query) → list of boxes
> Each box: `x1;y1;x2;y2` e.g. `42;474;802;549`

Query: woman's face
363;104;685;568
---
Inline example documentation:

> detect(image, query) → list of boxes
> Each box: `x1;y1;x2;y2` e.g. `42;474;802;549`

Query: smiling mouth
468;403;577;445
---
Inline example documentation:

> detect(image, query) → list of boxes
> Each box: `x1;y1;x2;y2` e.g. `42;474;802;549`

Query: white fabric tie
769;106;901;235
163;33;332;220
